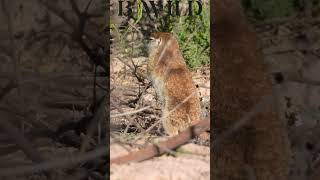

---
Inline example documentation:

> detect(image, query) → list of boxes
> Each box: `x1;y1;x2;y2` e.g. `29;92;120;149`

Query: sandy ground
110;143;210;180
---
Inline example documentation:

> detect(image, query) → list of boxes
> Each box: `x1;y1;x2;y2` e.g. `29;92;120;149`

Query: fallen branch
110;119;210;165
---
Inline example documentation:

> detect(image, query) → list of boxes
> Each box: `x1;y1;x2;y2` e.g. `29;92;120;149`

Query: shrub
158;1;210;69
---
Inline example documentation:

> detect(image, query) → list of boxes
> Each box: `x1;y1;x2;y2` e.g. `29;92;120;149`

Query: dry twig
110;106;151;118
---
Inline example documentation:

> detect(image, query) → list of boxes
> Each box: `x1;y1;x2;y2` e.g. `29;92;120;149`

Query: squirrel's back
147;32;201;136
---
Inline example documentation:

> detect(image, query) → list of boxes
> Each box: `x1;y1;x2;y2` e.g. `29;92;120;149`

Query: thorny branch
0;0;108;179
38;0;106;70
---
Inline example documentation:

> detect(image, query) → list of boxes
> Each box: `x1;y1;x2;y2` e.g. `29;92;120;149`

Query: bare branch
68;0;81;16
80;96;107;152
38;0;75;28
111;106;151;118
110;119;210;165
83;0;93;14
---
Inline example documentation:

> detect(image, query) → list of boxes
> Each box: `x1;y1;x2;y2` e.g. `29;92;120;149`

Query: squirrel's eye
149;37;155;41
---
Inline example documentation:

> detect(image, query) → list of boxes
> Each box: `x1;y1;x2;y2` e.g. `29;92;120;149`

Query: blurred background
0;0;108;179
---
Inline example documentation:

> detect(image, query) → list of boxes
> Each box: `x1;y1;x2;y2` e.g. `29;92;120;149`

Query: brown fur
212;0;290;179
147;32;201;136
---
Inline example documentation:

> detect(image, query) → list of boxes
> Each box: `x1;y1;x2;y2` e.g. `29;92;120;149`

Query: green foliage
158;1;210;69
110;0;210;69
110;0;144;43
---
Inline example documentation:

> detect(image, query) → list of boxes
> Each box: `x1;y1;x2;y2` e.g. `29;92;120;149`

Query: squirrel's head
147;32;184;75
147;32;180;58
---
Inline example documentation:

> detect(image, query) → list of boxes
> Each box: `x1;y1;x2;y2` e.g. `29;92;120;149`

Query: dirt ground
110;143;210;180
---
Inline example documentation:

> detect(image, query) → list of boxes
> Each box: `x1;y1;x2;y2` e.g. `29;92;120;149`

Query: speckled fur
212;0;290;179
147;32;201;136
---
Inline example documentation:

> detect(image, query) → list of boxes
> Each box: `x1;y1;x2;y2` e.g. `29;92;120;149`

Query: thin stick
110;106;151;118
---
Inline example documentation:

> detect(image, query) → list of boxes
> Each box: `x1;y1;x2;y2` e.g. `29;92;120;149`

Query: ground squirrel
212;0;290;179
147;32;201;136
